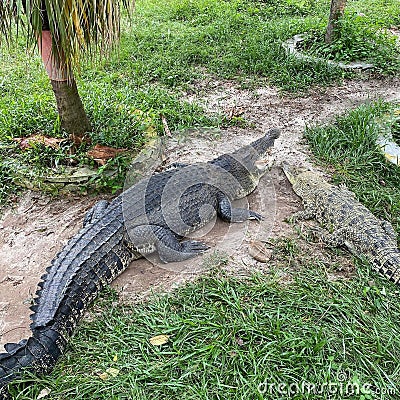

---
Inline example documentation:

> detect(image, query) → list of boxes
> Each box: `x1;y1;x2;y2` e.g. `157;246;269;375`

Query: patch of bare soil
1;77;399;348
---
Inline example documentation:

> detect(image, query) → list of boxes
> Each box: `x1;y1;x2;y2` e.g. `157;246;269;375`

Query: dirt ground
0;77;399;348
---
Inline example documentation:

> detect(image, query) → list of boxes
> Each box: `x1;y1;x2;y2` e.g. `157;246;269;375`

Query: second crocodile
282;162;400;283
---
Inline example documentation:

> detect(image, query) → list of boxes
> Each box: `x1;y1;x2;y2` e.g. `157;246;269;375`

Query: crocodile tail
0;328;64;398
381;251;400;285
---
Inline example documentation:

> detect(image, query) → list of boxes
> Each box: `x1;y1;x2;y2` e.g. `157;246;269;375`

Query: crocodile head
212;128;280;197
281;162;309;184
282;162;327;198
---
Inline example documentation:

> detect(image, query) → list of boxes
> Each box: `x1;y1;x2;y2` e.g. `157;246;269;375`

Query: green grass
305;101;400;235
119;0;399;89
8;244;400;399
0;37;218;202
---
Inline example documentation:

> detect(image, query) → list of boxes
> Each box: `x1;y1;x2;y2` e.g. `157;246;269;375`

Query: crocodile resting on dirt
282;162;400;283
0;129;280;396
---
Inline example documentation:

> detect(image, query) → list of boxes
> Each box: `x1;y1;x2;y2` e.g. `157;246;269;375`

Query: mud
1;77;399;347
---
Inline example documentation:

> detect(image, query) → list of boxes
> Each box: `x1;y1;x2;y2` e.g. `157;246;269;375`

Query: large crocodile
282;162;400;283
0;128;280;396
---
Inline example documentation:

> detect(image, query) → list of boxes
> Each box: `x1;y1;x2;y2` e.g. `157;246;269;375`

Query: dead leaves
12;109;169;169
225;105;245;121
161;114;172;137
37;388;51;399
13;134;64;150
248;240;274;263
96;333;171;383
13;134;128;167
97;354;120;381
86;144;128;166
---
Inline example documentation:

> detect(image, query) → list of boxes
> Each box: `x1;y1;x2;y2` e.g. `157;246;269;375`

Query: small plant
86;153;134;194
301;14;400;72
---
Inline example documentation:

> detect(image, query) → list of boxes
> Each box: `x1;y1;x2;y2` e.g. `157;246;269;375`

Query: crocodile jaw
282;162;304;185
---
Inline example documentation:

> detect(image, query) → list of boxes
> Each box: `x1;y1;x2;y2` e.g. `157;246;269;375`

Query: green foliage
0;0;133;74
0;153;18;204
302;14;400;72
1;0;399;203
116;0;342;90
391;113;400;142
0;43;217;202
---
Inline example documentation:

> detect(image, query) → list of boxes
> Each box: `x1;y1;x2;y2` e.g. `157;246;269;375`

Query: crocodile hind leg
217;194;263;222
128;224;210;263
83;200;109;227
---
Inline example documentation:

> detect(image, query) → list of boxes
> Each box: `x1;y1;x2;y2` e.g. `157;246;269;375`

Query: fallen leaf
70;132;91;146
37;387;51;399
225;106;245;120
106;367;120;377
97;367;120;380
113;354;118;362
98;372;109;380
86;144;128;166
13;135;64;151
248;240;273;263
149;334;169;346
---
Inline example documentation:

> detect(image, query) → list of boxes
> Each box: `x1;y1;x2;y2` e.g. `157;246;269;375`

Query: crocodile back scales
290;170;400;283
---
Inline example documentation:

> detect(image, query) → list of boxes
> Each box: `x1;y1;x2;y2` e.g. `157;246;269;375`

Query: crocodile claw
249;211;264;221
181;240;210;253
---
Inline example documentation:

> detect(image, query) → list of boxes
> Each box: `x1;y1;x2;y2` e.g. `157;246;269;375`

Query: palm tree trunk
38;31;92;145
50;79;92;145
325;0;347;44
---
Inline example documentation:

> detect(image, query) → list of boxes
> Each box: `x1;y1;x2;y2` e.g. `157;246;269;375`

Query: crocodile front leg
217;194;263;222
287;206;316;223
312;226;358;251
128;224;210;263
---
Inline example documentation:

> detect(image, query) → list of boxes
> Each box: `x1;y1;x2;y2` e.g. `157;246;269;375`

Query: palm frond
0;0;133;73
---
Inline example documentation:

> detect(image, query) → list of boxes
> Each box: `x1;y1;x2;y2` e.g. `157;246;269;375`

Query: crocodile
0;128;280;396
282;162;400;283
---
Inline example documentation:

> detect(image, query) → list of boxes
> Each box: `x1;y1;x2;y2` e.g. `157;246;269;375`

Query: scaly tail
0;328;65;398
